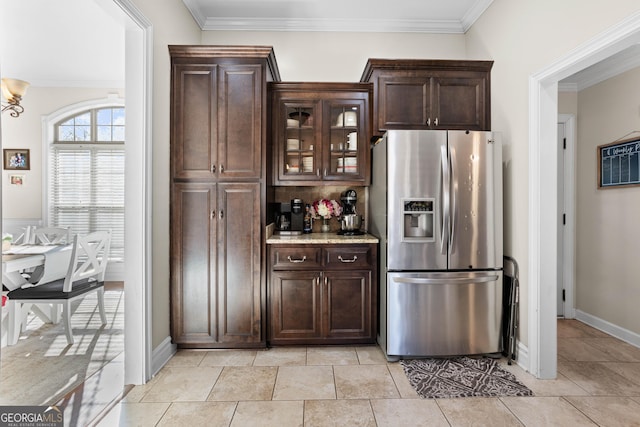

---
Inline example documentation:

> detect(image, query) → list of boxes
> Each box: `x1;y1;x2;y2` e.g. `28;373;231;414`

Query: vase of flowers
309;198;342;233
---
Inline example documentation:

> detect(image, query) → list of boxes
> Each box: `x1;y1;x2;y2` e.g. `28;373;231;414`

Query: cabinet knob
434;117;439;126
426;118;431;126
220;165;224;173
338;255;358;263
287;255;307;263
219;210;224;219
211;164;216;173
210;210;216;219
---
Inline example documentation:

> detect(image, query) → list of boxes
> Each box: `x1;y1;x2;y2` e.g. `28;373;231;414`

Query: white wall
201;31;467;82
126;0;201;348
575;68;640;335
1;87;124;219
464;0;640;349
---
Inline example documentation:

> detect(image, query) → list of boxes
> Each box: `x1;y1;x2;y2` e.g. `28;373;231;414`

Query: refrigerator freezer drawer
386;271;503;357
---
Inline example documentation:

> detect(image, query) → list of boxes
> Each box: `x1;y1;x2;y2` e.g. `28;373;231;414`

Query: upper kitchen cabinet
170;45;280;181
270;82;372;186
361;59;493;135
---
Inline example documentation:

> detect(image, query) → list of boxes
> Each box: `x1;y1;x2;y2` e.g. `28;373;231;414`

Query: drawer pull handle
287;255;307;263
338;255;358;263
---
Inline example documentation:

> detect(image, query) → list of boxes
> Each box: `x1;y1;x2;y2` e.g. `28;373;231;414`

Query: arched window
49;106;125;262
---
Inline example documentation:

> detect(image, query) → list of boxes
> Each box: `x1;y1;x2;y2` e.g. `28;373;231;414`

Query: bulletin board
598;137;640;189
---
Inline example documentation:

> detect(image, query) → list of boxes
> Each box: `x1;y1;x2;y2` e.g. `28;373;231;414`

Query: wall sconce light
1;78;30;118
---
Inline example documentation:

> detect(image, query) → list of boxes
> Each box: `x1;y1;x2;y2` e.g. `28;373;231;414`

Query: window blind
49;144;125;261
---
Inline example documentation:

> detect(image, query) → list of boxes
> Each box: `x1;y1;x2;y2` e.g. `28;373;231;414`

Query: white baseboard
509;341;529;372
575;310;640;348
104;261;124;282
151;336;177;378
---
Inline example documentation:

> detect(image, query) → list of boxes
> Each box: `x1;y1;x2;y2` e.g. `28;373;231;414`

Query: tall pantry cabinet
169;46;280;348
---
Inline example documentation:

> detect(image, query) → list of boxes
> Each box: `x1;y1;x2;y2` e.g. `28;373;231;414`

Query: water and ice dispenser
402;199;434;241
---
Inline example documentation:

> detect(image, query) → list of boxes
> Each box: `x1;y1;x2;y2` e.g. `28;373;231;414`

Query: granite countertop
266;232;379;244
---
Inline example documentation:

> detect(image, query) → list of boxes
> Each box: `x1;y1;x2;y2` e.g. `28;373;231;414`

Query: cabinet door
276;101;322;183
377;75;431;131
217;183;262;344
171;182;218;344
171;64;217;180
324;99;369;183
432;74;487;130
323;270;373;340
270;271;322;341
218;64;263;180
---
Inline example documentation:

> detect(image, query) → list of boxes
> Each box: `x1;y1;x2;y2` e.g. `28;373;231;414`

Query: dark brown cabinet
171;182;261;346
169;46;280;348
270;82;372;186
268;243;377;345
361;59;493;135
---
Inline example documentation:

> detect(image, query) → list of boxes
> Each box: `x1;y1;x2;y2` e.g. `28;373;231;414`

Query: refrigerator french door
370;130;503;359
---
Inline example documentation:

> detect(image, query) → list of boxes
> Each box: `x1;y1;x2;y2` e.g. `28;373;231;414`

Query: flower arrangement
2;233;12;251
310;198;342;220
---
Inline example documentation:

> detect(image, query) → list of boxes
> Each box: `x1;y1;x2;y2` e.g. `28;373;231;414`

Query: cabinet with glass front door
270;82;372;186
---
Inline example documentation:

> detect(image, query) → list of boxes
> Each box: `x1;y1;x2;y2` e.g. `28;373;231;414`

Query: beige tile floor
96;320;640;426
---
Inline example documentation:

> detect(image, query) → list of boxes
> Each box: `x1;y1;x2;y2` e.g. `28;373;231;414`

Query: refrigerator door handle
440;144;450;255
449;146;457;252
393;275;500;285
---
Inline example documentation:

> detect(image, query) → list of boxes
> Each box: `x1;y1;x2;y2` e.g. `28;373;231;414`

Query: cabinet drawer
271;246;322;270
324;246;373;270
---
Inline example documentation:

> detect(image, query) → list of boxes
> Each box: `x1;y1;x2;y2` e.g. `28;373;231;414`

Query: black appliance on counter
273;198;304;235
338;189;364;235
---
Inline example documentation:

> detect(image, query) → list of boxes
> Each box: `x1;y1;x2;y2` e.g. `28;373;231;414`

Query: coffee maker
274;198;304;235
338;189;364;235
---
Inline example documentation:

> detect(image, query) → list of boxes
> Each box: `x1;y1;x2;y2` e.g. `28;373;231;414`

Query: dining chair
11;225;34;245
31;226;71;245
6;230;111;345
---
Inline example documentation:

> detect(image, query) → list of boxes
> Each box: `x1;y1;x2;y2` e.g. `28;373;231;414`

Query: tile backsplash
273;186;368;233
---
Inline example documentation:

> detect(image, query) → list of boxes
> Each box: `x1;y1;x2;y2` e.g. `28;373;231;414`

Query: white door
557;114;575;319
557;122;565;317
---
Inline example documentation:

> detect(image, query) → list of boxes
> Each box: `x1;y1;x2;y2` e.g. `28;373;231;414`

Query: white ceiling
0;0;638;91
0;0;125;88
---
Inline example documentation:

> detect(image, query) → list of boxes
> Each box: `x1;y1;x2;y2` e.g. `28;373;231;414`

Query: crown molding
200;17;466;33
183;0;495;33
461;0;494;32
181;0;207;28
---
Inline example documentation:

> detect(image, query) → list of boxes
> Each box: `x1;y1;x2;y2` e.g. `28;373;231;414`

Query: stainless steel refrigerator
369;130;503;360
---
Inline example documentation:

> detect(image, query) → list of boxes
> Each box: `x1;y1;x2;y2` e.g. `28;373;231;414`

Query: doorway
529;13;640;379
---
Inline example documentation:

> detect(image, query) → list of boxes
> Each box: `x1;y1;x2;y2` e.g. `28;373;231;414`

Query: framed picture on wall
3;149;30;170
9;174;24;185
597;137;640;189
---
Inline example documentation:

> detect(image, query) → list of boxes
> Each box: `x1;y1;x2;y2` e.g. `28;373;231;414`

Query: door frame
103;0;154;384
528;12;640;379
